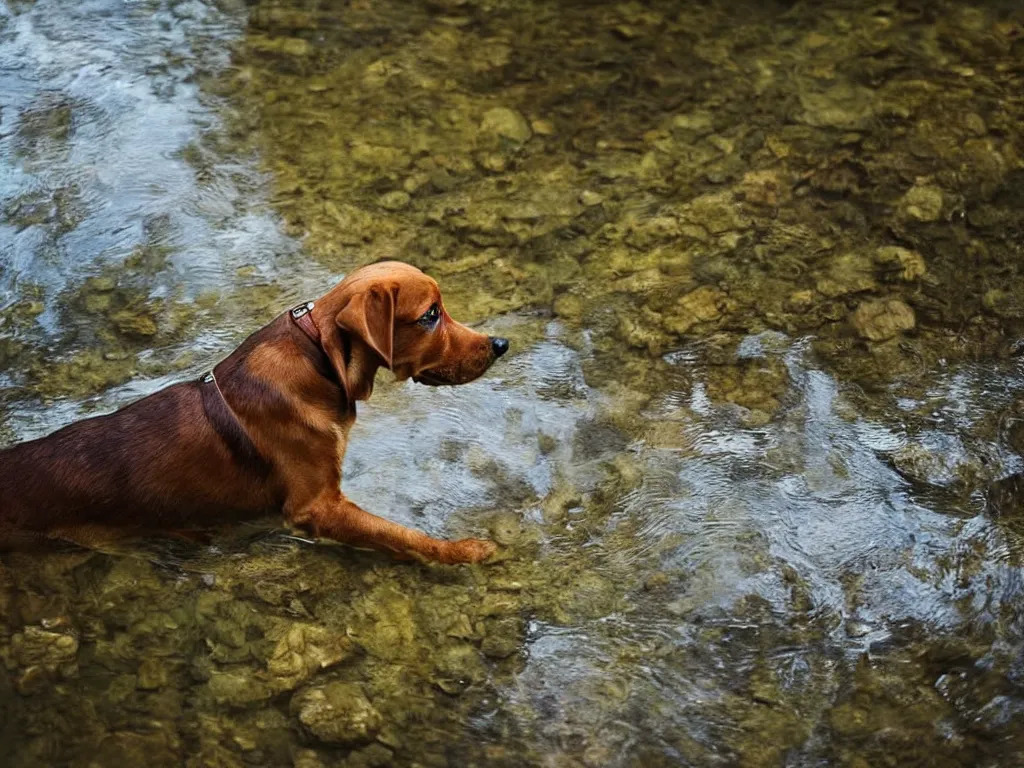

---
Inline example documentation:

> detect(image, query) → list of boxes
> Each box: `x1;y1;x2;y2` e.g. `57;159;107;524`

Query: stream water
2;0;1024;766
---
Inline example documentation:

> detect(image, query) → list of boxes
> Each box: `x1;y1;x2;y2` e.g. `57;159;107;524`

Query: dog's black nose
490;337;510;358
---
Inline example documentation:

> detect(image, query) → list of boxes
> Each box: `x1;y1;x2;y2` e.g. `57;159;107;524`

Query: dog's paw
446;538;498;564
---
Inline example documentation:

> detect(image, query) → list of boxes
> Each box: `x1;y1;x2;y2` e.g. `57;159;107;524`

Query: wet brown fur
0;262;503;564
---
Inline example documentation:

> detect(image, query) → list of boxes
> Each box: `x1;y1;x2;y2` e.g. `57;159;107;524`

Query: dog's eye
418;303;440;327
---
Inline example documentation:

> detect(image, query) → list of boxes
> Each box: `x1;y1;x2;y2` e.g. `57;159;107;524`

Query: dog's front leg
287;491;496;564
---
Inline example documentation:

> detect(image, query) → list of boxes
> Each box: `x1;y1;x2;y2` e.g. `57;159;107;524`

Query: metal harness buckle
290;301;315;319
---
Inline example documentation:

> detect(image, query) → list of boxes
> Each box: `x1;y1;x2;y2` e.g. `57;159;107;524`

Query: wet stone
786;289;815;312
531;119;554;136
816;252;876;298
488;511;523;546
111;309;159;338
446;613;475;639
85;293;112;313
480;107;532;143
739;169;791;207
265;623;353;692
685;191;748;234
137;658;169;690
10;625;79;666
250;35;313;57
665;285;729;335
798;82;878;129
541;484;582;523
350;143;411;171
293;749;329;768
974;695;1024;736
845;620;872;639
874;246;926;281
291;681;383;745
898;181;944;222
92;732;180;768
964;112;987;137
672;110;714;137
341;744;395;768
207;668;274;708
481;620;521;659
352;585;418;662
479;592;520;617
982;289;1024;319
479;153;506;173
14;665;49;696
555;572;618;622
433;644;487;693
86;276;117;292
378;190;410;211
851;298;916;342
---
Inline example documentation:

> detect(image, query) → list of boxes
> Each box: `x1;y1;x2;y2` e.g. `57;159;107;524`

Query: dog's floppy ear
320;283;396;404
335;284;395;369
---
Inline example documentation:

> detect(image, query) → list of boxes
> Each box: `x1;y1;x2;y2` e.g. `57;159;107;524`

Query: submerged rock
206;668;274;708
738;169;791;207
488;511;524;546
111;309;159;338
480;107;532;143
481;618;522;659
91;731;180;768
798;82;877;129
136;658;169;690
9;625;78;667
874;246;926;281
665;285;729;335
378;190;411;211
684;191;749;234
291;681;383;745
265;623;353;692
671;110;714;136
433;643;488;693
982;288;1024;319
350;143;411;171
898;181;944;222
851;298;916;341
816;251;876;298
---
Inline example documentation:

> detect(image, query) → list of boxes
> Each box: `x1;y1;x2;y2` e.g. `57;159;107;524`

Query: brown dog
0;261;509;563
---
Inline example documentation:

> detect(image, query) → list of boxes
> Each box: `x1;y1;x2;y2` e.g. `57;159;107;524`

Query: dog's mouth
412;371;451;386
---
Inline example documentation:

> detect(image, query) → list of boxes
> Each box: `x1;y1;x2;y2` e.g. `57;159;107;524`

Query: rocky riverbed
2;0;1024;765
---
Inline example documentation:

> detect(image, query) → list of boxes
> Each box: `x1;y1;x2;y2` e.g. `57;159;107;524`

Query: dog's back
0;383;279;544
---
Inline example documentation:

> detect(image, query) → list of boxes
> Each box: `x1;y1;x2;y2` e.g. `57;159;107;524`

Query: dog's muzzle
413;337;510;386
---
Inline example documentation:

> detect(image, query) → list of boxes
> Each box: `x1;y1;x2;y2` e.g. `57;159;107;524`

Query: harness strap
198;371;271;477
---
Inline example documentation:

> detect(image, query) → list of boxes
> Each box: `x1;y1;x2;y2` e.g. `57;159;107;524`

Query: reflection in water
2;0;1024;765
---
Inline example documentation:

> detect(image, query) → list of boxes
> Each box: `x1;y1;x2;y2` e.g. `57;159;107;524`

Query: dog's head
314;261;509;402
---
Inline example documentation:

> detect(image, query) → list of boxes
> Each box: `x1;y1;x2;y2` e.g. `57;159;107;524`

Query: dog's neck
304;299;383;405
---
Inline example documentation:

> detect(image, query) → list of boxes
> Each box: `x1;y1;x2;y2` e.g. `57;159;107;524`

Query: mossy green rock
851;298;916;341
291;681;383;745
479;107;532;143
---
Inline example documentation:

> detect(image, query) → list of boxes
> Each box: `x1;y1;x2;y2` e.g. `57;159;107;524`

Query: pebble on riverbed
291;681;383;745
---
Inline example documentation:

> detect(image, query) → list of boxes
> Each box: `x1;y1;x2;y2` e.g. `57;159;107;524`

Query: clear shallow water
0;0;330;404
3;0;1024;766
